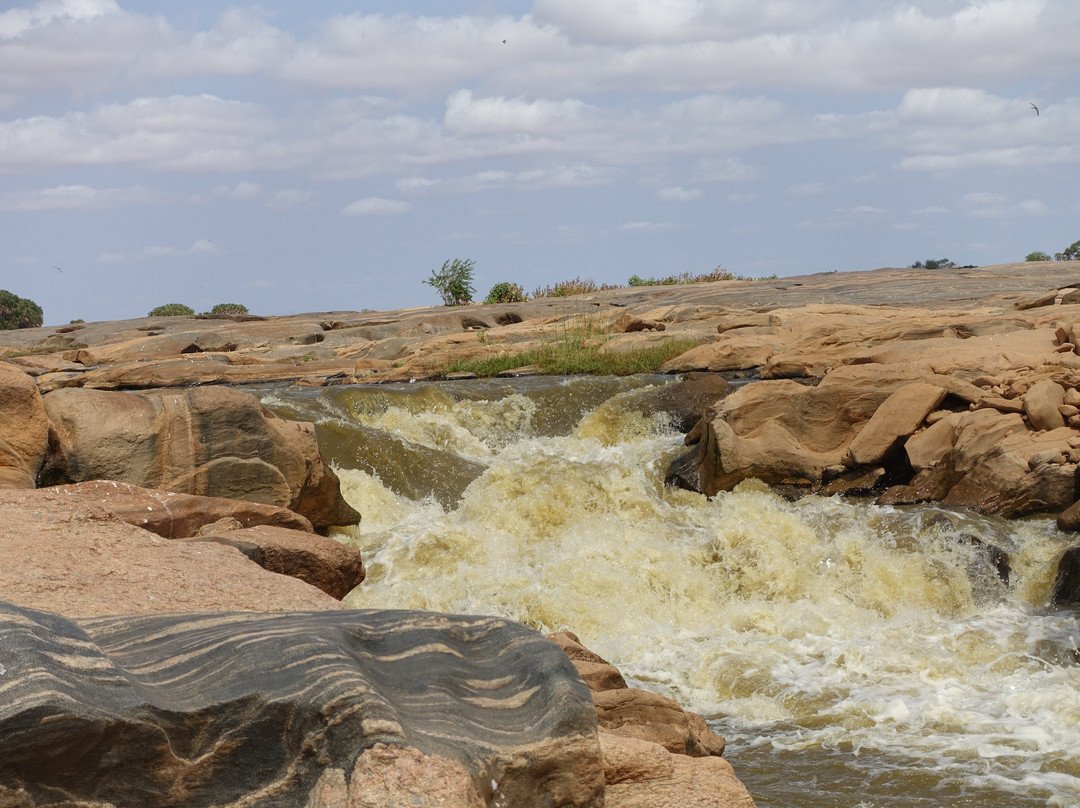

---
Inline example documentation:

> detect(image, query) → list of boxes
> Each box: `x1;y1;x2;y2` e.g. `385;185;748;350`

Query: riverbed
260;375;1080;808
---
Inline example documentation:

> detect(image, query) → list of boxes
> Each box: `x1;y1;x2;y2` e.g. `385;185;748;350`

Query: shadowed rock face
0;602;602;808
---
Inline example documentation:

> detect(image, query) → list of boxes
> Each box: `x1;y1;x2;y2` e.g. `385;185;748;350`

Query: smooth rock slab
0;602;602;808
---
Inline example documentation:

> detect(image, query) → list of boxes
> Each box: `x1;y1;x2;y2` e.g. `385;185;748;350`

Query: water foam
268;378;1080;806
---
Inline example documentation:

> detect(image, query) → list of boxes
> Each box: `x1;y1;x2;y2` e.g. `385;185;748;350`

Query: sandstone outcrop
0;487;343;616
0;602;602;808
41;385;359;530
0;361;48;489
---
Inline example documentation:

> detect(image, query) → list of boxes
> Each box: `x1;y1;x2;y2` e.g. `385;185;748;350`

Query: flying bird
1031;103;1039;116
502;39;508;44
54;266;62;273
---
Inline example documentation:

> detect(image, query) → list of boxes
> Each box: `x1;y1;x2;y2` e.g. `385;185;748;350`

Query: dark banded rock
0;602;603;808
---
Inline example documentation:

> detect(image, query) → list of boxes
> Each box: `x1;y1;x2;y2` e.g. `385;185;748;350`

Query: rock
600;733;756;808
183;524;365;600
0;602;602;808
1023;379;1067;430
613;314;667;333
592;688;722;759
846;381;947;466
1049;547;1080;608
41;386;359;530
697;373;896;495
0;487;342;617
665;446;702;494
46;479;315;538
0;362;48;489
548;630;629;692
631;372;731;433
905;412;964;471
942;427;1079;517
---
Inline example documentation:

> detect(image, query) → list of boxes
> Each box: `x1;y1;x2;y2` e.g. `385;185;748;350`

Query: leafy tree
424;258;475;306
209;303;249;315
0;289;43;330
911;258;956;270
1026;251;1052;262
148;303;194;317
483;282;527;304
1056;240;1080;262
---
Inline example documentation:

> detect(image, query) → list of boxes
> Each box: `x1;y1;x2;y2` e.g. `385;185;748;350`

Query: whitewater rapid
260;376;1080;808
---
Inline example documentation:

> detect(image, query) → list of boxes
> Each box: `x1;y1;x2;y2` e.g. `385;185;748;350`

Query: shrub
209;303;249;315
0;290;43;330
1026;251;1052;262
484;282;527;304
148;303;194;317
424;258;475;306
531;277;622;298
911;258;956;270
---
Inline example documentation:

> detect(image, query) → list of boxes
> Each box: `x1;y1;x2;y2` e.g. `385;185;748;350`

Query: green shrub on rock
484;282;527;304
424;258;476;306
209;303;249;315
148;303;194;317
0;290;43;329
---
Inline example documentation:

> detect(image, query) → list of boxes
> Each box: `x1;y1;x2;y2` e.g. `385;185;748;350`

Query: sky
0;0;1078;325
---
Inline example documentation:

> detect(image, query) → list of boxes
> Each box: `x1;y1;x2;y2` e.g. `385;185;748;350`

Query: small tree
1026;251;1052;262
0;290;43;329
424;259;475;306
911;258;956;270
484;282;527;304
209;303;249;315
148;303;194;317
1056;240;1080;262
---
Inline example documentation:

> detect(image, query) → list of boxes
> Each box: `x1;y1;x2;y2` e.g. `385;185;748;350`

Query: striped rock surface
0;602;603;808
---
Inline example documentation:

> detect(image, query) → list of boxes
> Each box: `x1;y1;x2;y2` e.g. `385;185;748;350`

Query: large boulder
0;487;342;617
0;362;48;489
41;386;359;530
0;602;603;808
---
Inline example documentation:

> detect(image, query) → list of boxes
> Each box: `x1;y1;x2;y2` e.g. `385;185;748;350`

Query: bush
424;258;475;306
209;303;249;315
483;282;527;304
148;303;194;317
911;258;956;270
1026;251;1052;262
0;290;43;330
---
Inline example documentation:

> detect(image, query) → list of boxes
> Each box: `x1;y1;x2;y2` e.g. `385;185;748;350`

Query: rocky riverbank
3;259;1080;805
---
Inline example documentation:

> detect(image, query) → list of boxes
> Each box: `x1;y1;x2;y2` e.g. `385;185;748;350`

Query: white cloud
189;239;221;255
0;183;160;211
621;221;687;233
657;186;702;202
0;0;119;40
341;197;412;216
444;89;592;135
787;182;829;196
696;156;762;182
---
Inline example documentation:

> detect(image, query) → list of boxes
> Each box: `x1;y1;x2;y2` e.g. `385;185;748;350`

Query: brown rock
0;487;342;618
41;386;359;529
975;396;1025;414
1024;379;1067;430
46;479;314;538
548;630;629;692
0;362;48;489
600;733;755;808
184;524;365;600
593;688;719;758
905;412;964;471
613;313;667;333
846;382;947;466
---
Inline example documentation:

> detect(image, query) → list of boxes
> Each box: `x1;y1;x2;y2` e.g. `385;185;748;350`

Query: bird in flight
54;266;62;273
502;39;508;44
1031;103;1039;116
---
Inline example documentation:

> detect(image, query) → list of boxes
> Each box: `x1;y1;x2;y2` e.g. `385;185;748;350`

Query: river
259;374;1080;808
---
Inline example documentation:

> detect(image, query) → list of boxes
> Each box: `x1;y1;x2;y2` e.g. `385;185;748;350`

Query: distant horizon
4;257;1076;330
2;1;1077;325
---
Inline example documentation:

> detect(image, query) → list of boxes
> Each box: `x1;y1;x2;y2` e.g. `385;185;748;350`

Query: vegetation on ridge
0;290;43;330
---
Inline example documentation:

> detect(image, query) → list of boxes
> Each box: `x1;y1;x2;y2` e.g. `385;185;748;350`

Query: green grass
444;322;700;377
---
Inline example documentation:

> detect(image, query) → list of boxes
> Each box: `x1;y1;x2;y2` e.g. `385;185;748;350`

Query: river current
259;374;1080;808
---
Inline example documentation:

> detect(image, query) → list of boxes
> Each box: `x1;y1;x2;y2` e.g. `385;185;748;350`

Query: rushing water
259;375;1080;808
